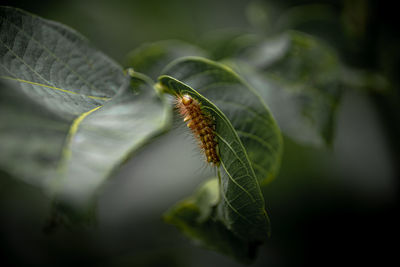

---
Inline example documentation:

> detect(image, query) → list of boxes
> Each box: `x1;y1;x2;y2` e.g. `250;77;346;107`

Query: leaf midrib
0;75;111;100
57;105;103;176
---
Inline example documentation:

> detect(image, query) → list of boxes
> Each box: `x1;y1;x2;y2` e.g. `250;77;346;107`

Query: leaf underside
161;57;283;185
0;7;171;212
159;57;283;262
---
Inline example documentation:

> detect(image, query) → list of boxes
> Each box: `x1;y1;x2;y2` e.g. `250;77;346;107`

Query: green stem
217;167;222;205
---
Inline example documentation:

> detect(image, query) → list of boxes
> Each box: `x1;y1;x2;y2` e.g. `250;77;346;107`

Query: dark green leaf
0;7;171;211
159;74;270;239
125;40;207;80
164;178;260;263
158;57;283;261
160;57;282;185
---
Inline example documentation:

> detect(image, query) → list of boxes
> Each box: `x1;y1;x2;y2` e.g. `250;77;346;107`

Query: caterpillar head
181;94;193;106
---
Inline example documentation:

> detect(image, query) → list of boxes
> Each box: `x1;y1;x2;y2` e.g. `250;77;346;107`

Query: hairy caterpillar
176;94;219;165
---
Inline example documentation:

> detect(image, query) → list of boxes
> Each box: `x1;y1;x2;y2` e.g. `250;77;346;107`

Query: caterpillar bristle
176;94;219;165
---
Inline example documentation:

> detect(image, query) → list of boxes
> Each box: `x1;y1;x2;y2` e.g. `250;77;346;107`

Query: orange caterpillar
176;94;219;165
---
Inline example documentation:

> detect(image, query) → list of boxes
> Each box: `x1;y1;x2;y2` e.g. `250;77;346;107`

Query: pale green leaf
0;7;171;212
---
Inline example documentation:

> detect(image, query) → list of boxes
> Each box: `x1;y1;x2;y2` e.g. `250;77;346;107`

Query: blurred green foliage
1;0;398;266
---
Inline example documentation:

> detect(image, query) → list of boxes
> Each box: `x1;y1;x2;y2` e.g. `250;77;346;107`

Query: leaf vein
236;130;276;154
220;160;255;202
0;38;53;86
213;131;247;171
220;185;253;225
214;99;274;128
2;16;101;94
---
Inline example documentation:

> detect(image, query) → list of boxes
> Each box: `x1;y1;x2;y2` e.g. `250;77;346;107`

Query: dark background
0;0;398;266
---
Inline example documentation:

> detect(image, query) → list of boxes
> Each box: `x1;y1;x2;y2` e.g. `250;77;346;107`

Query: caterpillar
176;94;219;165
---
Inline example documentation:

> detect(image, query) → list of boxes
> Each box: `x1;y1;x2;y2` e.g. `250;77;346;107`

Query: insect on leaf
158;57;283;261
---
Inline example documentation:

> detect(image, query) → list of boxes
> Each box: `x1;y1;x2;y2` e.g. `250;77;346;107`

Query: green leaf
158;57;282;261
0;79;70;185
200;29;261;61
125;40;207;80
164;178;260;263
160;57;282;185
239;31;342;146
54;72;171;210
0;7;171;212
0;7;123;114
159;74;270;239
